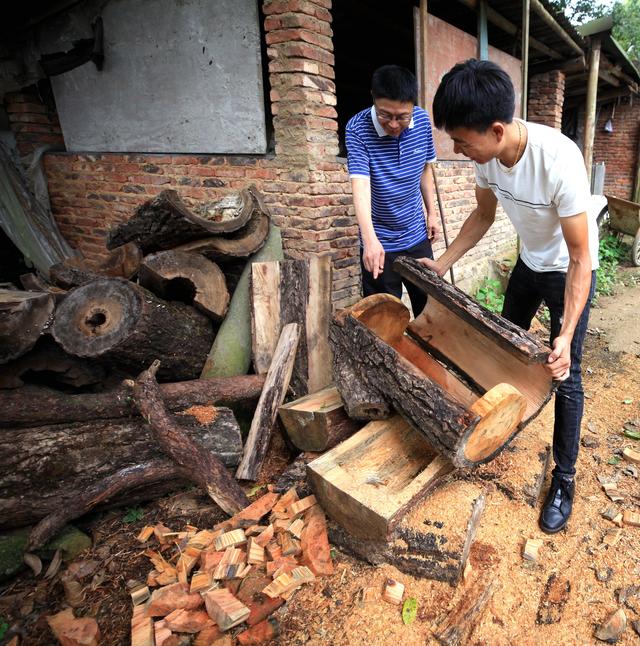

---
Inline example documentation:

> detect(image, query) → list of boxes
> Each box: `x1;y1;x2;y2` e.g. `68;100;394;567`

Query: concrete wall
39;0;267;154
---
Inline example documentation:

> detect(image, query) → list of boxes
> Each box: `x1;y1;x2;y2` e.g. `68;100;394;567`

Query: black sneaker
539;475;575;534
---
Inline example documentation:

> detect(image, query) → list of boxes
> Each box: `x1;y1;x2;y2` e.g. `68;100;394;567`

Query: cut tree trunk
106;189;256;253
52;278;214;380
250;256;332;398
0;289;54;364
133;361;249;515
0;336;106;390
0;406;243;529
99;242;142;279
49;260;102;289
278;386;361;452
201;224;284;379
138;250;229;321
307;416;453;540
236;323;301;481
0;373;265;427
328;480;485;584
175;199;270;262
331;293;546;468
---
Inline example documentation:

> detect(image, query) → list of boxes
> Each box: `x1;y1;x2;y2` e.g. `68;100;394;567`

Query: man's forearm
421;165;436;219
351;178;376;244
435;207;493;271
559;258;592;341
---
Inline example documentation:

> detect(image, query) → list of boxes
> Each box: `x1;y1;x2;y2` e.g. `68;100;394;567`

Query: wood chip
203;588;250;631
214;529;247;551
523;538;543;561
623;511;640;527
287;518;305;539
136;526;155;543
247;538;265;564
287;495;317;518
383;579;404;605
130;585;150;606
623;447;640;465
190;570;214;594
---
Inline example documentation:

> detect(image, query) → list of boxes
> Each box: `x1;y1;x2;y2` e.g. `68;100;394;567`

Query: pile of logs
128;486;332;644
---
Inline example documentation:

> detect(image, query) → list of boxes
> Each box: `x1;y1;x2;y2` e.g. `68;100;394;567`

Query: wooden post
477;0;488;61
521;0;530;119
419;0;428;109
634;136;640;204
584;38;601;182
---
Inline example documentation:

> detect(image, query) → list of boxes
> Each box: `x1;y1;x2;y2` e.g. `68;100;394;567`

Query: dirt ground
1;267;639;646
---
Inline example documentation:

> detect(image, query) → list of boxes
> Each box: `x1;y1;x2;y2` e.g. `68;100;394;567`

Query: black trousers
360;237;434;318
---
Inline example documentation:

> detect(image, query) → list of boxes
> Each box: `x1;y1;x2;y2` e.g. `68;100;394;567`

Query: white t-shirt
475;120;599;272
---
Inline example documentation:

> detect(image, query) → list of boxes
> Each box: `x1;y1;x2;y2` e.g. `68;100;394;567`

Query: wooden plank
251;261;281;374
236;323;301;481
307;416;453;540
279;386;361;452
306;255;333;394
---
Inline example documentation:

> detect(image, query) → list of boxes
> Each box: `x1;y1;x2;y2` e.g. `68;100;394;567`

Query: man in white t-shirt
421;59;597;534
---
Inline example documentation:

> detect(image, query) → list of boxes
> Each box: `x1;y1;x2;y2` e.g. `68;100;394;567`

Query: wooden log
278;386;361;452
49;260;103;289
236;323;301;481
28;460;182;550
107;189;256;252
331;294;539;468
433;578;497;645
0;373;265;427
133;360;249;515
328;480;485;585
0;406;243;529
201;224;283;378
0;289;54;364
0;337;106;390
250;256;332;398
176;189;270;262
98;241;142;279
52;278;214;381
138;250;229;321
307;416;453;540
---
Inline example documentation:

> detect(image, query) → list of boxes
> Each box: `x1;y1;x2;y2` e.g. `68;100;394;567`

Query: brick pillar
4;86;65;156
527;71;565;129
263;0;360;307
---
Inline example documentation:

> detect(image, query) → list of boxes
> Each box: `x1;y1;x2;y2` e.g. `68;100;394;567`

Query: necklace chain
512;120;524;168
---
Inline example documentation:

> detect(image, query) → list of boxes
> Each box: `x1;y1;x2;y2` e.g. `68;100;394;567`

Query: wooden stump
107;189;255;252
0;407;242;529
52;278;214;380
139;250;229;321
0;289;54;364
331;294;534;468
278;386;361;452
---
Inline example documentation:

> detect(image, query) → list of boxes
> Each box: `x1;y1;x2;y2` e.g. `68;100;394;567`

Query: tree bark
52;278;214;381
139;250;229;321
0;289;54;364
175;204;269;261
133;361;249;515
236;323;300;481
0;406;243;529
0;373;265;427
106;189;255;253
49;260;103;289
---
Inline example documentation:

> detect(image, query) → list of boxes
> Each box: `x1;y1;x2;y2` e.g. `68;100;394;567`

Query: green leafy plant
402;597;418;625
0;619;8;640
596;235;629;298
474;278;505;313
122;507;144;523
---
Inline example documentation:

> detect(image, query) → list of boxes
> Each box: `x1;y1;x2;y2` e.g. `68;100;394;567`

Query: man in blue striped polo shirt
345;65;438;316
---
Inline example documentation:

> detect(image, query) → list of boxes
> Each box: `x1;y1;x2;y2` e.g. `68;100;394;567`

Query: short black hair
433;59;515;132
371;65;418;105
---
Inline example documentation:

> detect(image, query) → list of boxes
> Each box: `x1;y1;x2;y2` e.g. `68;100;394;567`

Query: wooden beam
599;68;621;87
584;38;602;181
420;1;429;109
530;0;584;57
456;0;563;60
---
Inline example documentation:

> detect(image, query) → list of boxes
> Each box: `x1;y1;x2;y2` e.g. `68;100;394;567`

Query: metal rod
431;165;455;285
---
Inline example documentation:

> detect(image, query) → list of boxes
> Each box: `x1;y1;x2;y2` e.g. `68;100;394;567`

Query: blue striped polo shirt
346;105;437;252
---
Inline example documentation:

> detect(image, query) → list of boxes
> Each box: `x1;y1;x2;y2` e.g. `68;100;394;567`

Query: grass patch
474;277;505;313
595;235;630;298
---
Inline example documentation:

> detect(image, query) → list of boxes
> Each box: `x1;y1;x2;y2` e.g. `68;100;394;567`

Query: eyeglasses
375;110;413;124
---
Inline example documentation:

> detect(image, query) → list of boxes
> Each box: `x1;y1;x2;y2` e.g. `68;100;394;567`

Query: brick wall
528;71;565;129
4;86;64;156
593;98;640;200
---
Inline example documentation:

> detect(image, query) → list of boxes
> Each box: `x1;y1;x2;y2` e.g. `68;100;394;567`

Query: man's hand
427;216;439;242
417;256;446;277
546;334;572;381
363;238;385;279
